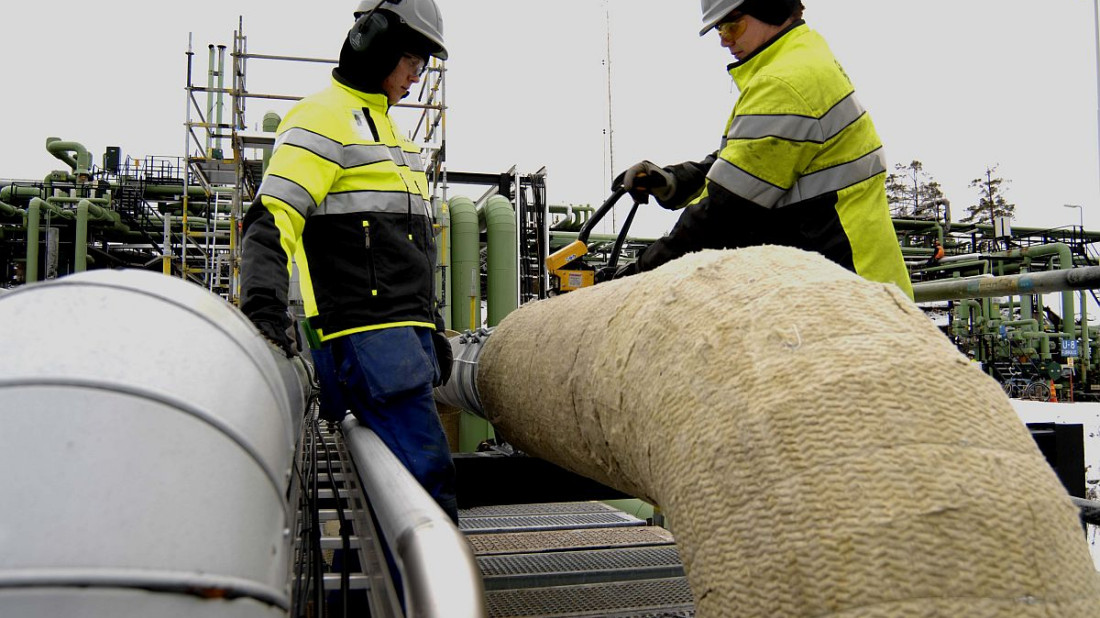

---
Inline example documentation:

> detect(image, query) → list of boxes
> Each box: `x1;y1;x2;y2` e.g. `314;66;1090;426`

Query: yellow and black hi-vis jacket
240;76;441;342
639;21;913;299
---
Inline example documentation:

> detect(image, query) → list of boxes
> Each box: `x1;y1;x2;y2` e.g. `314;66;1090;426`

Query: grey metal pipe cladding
466;246;1100;617
432;327;492;416
0;269;310;617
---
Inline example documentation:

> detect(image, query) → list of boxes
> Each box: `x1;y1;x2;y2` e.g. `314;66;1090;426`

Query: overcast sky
2;1;1099;239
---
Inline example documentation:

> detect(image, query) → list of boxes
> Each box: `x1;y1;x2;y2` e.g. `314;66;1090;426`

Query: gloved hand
611;262;639;280
431;330;453;387
255;319;297;358
612;160;676;204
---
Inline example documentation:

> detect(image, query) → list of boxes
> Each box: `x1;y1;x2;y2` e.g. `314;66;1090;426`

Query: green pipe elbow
46;137;92;177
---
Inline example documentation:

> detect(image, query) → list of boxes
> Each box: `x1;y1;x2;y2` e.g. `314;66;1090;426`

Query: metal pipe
45;137;92;178
449;196;480;331
206;44;216;157
340;416;485;618
25;199;40;283
483;195;517;326
433;327;491;416
912;265;1100;303
0;269;309;614
988;244;1076;339
0;200;25;218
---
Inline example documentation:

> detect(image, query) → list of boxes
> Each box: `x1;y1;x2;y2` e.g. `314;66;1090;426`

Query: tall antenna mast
605;1;616;229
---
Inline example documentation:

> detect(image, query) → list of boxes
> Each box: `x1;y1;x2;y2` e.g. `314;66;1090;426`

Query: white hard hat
354;0;447;60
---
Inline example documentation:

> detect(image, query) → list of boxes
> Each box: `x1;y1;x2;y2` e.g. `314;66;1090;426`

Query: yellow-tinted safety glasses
715;16;748;41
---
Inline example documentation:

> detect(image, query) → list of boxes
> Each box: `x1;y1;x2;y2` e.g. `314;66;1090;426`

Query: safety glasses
715;15;748;41
401;53;427;77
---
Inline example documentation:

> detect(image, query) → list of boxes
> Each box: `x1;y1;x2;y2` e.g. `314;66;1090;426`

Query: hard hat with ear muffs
351;0;447;60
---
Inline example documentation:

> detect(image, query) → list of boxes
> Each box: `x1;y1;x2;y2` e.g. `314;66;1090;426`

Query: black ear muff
348;11;391;53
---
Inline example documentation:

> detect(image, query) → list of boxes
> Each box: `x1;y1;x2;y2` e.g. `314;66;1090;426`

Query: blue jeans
327;326;458;522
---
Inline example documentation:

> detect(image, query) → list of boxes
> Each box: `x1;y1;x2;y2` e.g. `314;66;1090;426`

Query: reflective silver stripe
706;158;788;208
258;175;316;217
345;144;396;167
390;147;425;172
277;128;427;171
706;147;886;209
727;93;865;144
775;148;887;208
319;191;430;216
276;128;344;164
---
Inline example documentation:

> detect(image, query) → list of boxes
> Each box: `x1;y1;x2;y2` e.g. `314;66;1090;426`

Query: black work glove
611;160;676;204
254;319;296;358
611;262;639;280
431;330;453;387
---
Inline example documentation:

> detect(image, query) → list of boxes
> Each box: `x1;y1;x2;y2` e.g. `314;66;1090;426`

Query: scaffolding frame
181;17;448;303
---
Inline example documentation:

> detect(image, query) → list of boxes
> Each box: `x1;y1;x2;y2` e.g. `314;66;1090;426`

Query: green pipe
483;195;518;327
45;137;92;178
435;198;451;330
74;199;114;273
449;196;480;332
550;231;659;246
0;200;25;218
26;199;44;283
891;218;944;245
0;185;43;202
1080;290;1090;383
917;260;989;275
262;112;281;174
990;244;1075;340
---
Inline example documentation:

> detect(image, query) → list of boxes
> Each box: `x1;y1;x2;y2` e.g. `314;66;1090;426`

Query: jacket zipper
362;220;379;297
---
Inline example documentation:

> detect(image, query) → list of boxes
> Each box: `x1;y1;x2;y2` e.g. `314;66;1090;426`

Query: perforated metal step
484;576;695;618
459;502;646;534
467;526;676;556
478;545;685;590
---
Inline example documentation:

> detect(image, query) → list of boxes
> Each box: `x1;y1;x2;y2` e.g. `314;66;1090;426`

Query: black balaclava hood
737;0;800;26
333;10;432;95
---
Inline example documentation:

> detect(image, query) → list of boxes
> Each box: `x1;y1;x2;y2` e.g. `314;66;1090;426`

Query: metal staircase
292;415;696;618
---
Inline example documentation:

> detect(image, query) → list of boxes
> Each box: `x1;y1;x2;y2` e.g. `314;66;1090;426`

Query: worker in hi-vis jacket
239;0;457;523
614;0;913;299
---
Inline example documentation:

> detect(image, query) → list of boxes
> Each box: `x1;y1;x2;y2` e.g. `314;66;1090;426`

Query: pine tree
885;160;949;222
960;165;1015;224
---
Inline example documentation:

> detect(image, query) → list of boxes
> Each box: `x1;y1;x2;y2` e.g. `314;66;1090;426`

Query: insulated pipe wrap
0;269;308;616
476;246;1100;617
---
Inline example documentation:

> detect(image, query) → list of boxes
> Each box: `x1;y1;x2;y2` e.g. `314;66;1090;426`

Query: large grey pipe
465;246;1100;617
0;269;309;617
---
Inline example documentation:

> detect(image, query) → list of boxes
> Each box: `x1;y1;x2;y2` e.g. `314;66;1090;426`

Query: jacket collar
727;20;807;87
331;72;391;111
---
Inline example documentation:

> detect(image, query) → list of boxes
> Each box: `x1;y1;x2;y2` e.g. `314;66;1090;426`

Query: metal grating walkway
461;502;695;618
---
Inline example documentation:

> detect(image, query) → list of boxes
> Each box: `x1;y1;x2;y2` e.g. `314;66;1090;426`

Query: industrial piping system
439;245;1100;617
0;269;310;617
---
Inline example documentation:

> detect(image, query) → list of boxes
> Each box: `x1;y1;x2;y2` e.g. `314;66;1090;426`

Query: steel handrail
341;416;486;618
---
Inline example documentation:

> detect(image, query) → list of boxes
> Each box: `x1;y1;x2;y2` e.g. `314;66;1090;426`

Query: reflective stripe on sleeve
257;175;317;218
727;93;866;144
706;158;789;207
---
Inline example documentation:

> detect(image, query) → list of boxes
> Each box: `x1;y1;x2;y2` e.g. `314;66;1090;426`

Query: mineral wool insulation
477;246;1100;617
